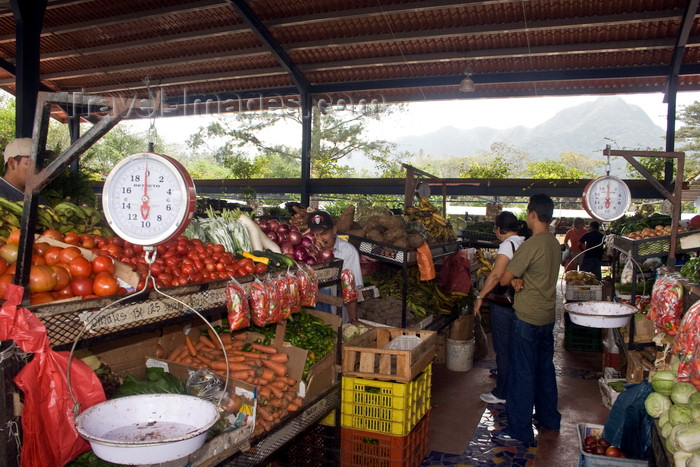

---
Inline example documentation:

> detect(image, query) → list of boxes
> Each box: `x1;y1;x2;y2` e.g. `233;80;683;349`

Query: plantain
0;198;24;218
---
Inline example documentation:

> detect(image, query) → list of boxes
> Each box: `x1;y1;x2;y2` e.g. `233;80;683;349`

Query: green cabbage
652;370;677;396
671;382;698;405
689;391;700;407
692;405;700;424
659;409;670;426
669;404;692;426
645;392;672;418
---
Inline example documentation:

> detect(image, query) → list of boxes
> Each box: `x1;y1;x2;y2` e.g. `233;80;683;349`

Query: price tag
79;300;181;330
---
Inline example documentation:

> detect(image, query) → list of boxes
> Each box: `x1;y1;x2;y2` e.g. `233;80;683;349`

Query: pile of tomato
0;229;123;305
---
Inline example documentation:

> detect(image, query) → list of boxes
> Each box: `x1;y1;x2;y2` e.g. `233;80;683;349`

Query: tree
459;142;530;178
675;101;700;178
186;102;408;178
80;125;151;178
526;153;602;179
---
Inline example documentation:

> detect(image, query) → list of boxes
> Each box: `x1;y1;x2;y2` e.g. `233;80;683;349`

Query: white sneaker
480;392;506;404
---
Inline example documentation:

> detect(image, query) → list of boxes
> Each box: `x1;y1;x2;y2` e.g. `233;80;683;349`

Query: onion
268;219;280;231
280;241;294;256
303;231;316;240
289;224;300;233
277;223;290;235
293;246;309;262
277;231;288;242
288;230;302;246
320;248;334;262
300;236;314;248
305;257;317;265
257;220;270;233
266;230;279;243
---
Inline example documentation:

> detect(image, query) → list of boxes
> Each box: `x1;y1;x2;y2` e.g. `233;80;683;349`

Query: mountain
395;96;666;163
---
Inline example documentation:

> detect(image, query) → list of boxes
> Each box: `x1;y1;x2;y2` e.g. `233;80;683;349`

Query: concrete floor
427;294;612;466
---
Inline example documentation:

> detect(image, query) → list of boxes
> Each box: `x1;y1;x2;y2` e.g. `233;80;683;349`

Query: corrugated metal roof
0;0;699;120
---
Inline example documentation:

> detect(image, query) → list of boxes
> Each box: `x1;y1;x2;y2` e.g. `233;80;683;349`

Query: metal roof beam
226;0;309;93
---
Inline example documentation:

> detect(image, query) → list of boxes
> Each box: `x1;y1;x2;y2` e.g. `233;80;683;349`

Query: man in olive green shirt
492;193;562;445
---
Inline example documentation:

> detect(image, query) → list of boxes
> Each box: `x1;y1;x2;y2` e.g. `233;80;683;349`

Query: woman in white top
474;211;530;405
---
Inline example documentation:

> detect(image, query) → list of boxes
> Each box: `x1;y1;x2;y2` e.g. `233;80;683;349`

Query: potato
335;205;356;232
392;237;408;249
346;228;366;238
366;229;384;242
407;233;426;249
363;215;383;232
382;227;407;243
377;215;405;230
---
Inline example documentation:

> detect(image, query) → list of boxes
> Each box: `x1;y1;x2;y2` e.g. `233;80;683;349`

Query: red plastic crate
340;411;430;467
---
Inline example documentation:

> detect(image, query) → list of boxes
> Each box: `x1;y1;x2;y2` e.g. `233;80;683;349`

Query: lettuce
645;391;672;418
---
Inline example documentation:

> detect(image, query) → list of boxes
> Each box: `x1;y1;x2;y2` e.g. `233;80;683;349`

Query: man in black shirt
578;221;605;280
0;138;32;202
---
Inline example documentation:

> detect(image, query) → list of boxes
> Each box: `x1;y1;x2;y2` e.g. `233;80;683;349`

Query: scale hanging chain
145;77;158;152
605;144;611;176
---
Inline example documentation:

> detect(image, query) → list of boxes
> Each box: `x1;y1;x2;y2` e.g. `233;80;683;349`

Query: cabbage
651;370;677;396
661;420;673;438
692;405;700;424
645;392;672;418
659;409;670;426
669;404;692;426
690;391;700;407
671;382;697;405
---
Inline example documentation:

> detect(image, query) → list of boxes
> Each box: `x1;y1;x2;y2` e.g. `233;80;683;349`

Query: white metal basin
564;301;637;328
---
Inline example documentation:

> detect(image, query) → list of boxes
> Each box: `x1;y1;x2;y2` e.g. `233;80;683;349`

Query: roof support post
11;0;47;137
300;91;312;206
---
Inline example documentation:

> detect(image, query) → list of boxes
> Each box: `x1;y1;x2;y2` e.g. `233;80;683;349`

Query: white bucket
446;337;475;372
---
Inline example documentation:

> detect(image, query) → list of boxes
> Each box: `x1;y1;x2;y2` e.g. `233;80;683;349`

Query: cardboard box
598;378;625;409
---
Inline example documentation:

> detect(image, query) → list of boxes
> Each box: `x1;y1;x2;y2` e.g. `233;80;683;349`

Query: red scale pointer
140;162;150;219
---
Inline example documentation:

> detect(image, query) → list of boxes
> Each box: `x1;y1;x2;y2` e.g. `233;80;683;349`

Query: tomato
69;256;93;278
104;244;123;258
54;285;74;299
122;246;135;258
0;273;14;299
157;272;173;286
107;236;124;248
213;244;225;254
70;276;94;297
29;264;57;293
43;246;63;266
94;236;106;248
254;262;268;274
93;271;119;297
59;246;82;264
6;229;20;243
31;253;46;266
80;235;96;249
63;232;80;245
605;446;622;457
52;265;71;290
33;242;52;256
30;292;55;305
41;229;64;241
150;262;164;276
181;263;195;275
92;255;116;275
239;259;255;274
0;257;7;275
0;242;19;265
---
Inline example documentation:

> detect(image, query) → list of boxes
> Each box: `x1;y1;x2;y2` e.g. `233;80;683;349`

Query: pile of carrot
165;329;303;436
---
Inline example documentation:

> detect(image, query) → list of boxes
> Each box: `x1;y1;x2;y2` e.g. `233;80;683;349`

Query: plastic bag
437;249;471;293
472;313;488;361
621;256;634;285
416;242;436;281
0;284;106;467
602;379;653;461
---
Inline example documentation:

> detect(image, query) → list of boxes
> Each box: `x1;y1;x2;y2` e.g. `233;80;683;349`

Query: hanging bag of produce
0;284;106;467
649;271;684;335
249;278;270;327
225;278;251;331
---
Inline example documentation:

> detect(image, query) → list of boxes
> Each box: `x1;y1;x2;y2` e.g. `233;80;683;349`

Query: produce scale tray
347;235;459;265
33;260;343;349
612;231;700;260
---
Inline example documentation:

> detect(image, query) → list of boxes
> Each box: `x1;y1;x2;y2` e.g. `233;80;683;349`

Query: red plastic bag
438;249;472;294
0;284;106;467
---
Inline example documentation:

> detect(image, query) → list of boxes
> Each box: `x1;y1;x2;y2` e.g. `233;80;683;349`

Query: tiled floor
422;301;611;466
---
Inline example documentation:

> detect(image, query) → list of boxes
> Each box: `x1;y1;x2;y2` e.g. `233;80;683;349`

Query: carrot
250;343;278;354
268;352;289;363
227;362;256;372
231;332;248;341
269;398;287;409
261;359;287;377
259;368;276;382
268;384;284;399
253;377;271;386
207;328;220;348
194;340;204;351
184;334;197;357
270;379;288;390
232;350;270;360
199;335;216;349
286;403;299;412
167;345;187;361
283;376;297;387
258;386;271;400
195;354;212;366
230;369;256;381
209;360;229;371
291;396;303;407
258;407;275;422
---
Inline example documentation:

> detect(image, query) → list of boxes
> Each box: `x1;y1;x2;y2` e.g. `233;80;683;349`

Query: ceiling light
459;68;475;93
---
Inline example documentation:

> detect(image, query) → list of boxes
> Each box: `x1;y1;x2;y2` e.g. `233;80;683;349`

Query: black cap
308;211;334;231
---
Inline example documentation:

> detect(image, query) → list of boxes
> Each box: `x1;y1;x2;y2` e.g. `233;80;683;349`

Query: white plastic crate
577;423;648;467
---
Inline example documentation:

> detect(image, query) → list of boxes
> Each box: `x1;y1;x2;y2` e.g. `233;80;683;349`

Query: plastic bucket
446;337;475;372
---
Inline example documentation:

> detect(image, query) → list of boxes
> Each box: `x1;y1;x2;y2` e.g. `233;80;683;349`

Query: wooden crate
342;328;436;382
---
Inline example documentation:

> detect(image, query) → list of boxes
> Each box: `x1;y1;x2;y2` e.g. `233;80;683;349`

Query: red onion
257;220;270;233
266;231;279;243
300;236;314;248
280;241;294;256
268;219;280;231
305;257;317;265
320;248;334;262
289;224;300;233
293;246;309;262
277;223;290;235
303;231;316;240
288;230;302;246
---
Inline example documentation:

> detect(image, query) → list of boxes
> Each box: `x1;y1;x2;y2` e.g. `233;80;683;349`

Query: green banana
0;198;23;218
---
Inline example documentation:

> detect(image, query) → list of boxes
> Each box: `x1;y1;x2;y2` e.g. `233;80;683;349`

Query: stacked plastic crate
340;328;437;467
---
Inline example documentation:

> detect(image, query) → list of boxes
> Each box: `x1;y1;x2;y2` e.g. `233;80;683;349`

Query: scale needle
604;182;611;209
140;162;150;220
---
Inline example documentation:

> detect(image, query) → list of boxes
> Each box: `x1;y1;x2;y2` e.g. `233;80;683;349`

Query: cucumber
254;250;282;268
266;250;295;268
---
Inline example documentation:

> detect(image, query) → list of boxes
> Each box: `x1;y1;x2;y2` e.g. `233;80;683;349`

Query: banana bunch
404;197;456;243
0;198;63;238
53;201;114;237
474;249;494;278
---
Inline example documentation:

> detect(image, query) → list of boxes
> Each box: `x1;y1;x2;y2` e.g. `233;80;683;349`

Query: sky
125;91;700;147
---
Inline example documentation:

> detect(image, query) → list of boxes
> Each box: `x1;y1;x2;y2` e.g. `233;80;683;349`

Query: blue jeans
489;301;514;400
580;258;602;280
506;316;561;444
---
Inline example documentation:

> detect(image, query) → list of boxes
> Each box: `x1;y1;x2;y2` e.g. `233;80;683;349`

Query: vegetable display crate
340;410;430;467
340;364;431;436
460;230;498;244
565;284;602;302
577;423;648;467
612;231;700;260
347;235;459;265
342;328;436;383
276;423;340;467
31;261;342;349
564;312;602;352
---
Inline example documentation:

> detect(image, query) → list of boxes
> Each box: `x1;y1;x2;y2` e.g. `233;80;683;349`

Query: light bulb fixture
459;67;475;93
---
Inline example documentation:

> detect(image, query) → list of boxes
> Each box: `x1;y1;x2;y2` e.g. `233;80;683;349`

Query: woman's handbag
485;241;515;305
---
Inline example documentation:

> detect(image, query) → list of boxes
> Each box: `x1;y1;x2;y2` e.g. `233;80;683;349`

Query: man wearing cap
308;210;363;322
1;138;36;202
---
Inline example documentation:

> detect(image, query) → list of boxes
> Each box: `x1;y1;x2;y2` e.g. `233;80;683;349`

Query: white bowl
75;393;219;465
564;301;637;328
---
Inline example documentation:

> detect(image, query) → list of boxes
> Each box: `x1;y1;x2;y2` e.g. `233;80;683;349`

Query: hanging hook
604;144;611;176
145;76;158;152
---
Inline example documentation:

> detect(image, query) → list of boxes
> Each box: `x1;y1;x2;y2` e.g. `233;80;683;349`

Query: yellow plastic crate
340;364;431;436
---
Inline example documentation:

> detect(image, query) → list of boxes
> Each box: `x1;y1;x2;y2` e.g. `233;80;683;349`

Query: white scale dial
102;152;196;246
582;175;631;222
